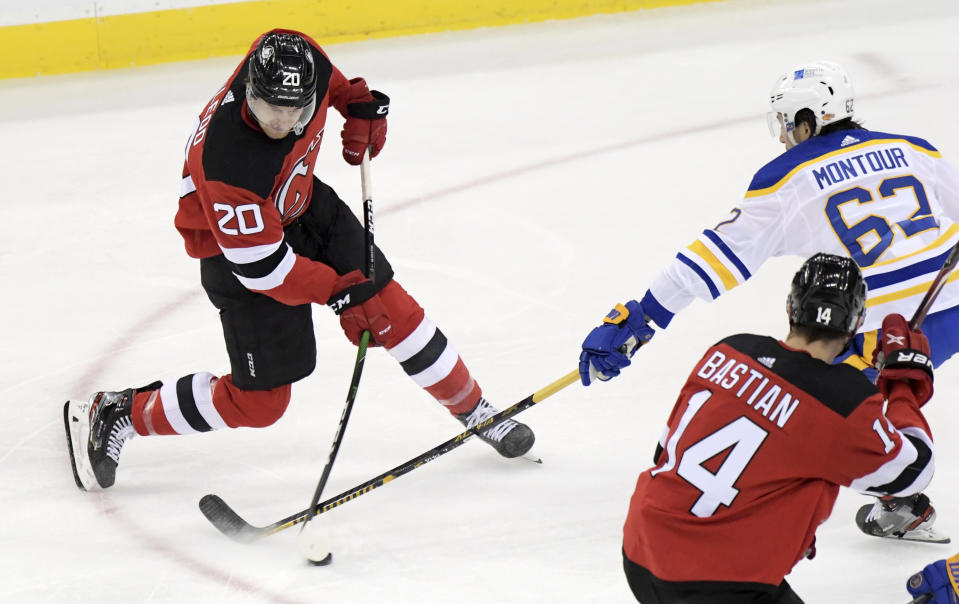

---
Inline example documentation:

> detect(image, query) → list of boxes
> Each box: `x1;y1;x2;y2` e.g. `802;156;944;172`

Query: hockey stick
874;239;959;370
199;369;579;543
298;149;376;559
907;595;932;604
857;240;959;546
908;239;959;329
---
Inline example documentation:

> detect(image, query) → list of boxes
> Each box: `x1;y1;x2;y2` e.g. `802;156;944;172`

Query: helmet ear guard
768;61;855;139
788;253;867;335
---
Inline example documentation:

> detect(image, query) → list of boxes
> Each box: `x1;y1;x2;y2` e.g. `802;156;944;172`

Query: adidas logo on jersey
223;90;235;105
757;356;776;369
840;135;860;147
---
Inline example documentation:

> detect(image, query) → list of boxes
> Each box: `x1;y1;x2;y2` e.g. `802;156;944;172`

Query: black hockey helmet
788;253;866;334
247;32;317;108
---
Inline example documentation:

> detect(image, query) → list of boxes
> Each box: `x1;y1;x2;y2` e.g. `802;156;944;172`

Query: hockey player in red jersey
616;254;935;603
64;29;534;491
580;60;958;541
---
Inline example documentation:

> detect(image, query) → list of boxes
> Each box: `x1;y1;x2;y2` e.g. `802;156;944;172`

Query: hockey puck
306;552;333;566
299;518;333;565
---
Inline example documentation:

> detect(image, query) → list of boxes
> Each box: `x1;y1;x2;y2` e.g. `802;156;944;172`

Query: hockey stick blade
199;369;579;543
199;494;264;544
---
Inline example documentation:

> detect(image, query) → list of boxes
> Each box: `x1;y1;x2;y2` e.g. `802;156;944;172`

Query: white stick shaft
360;148;372;204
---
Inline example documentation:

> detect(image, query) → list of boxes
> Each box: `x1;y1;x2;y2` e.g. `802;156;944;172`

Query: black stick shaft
273;370;577;536
302;149;376;528
201;370;579;541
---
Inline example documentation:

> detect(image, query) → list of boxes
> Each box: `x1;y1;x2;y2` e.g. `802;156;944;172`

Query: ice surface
2;0;958;602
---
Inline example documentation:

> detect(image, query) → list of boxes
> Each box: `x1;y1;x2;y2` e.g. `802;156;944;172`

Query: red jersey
174;29;356;307
624;334;933;586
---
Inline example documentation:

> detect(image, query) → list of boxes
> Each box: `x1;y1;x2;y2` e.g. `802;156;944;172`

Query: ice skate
456;398;535;459
64;388;138;490
855;494;951;544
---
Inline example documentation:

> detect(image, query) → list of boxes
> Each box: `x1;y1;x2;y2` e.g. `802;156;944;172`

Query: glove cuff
347;90;390;119
327;281;376;315
881;348;934;380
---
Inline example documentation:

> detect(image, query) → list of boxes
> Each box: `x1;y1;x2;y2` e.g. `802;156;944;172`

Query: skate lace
106;416;135;463
462;400;516;443
482;419;518;443
865;498;932;535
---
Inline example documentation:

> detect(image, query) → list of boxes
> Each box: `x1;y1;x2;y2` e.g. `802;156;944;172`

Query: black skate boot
456;397;535;459
855;493;950;543
63;383;158;490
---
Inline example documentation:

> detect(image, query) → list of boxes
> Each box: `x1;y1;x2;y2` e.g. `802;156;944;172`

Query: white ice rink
3;0;959;601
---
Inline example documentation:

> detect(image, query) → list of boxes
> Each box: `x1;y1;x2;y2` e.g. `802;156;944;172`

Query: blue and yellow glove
579;300;655;386
907;553;959;604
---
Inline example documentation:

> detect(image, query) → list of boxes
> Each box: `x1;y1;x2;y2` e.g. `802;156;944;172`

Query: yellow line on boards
1;0;728;79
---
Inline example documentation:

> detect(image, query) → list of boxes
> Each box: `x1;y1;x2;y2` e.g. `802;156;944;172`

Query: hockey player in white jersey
579;61;959;543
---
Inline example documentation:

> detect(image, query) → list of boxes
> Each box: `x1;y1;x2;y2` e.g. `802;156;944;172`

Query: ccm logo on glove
328;292;353;314
327;270;393;346
340;77;389;165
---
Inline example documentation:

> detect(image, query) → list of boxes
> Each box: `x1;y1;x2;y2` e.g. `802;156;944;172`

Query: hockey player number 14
651;390;769;518
825;175;938;267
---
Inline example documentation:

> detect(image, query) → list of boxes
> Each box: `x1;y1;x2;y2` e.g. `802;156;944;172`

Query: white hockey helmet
767;61;855;141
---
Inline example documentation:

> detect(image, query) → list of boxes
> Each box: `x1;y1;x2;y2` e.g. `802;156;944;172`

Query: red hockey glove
874;313;934;406
327;270;392;346
341;78;389;165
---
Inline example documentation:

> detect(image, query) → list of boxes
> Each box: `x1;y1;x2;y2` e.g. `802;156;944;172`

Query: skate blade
63;400;96;491
896;526;952;544
519;450;543;464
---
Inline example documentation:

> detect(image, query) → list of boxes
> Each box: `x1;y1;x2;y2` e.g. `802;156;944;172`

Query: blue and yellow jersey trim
746;130;941;198
677;229;752;300
867;268;959;309
864;224;959;308
840;330;879;372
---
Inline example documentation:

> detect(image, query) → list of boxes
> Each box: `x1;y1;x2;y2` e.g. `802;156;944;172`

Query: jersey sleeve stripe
225;241;289;280
870;432;934;496
841;353;872;371
686;240;739;290
180;175;197;198
849;432;933;496
702;229;752;280
676;252;721;299
233;245;296;291
641;290;675;329
219;239;285;265
865;269;959;308
900;425;934;453
866;246;957;290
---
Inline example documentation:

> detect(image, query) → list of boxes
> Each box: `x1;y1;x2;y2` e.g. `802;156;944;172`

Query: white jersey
644;129;959;332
